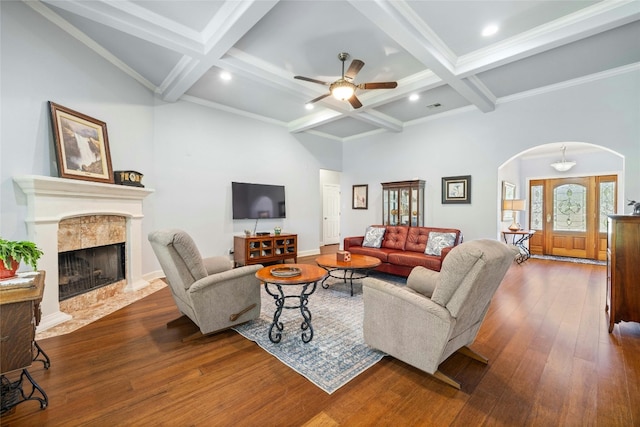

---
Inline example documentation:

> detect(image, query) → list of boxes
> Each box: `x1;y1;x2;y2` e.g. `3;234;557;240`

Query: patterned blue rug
232;273;404;394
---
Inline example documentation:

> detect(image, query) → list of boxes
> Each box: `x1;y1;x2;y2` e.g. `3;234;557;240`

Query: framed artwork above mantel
49;101;114;184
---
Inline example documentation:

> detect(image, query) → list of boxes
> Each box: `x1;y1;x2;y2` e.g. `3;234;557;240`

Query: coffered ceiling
28;0;640;141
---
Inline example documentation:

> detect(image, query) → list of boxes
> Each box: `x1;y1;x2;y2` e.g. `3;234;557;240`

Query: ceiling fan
294;52;398;109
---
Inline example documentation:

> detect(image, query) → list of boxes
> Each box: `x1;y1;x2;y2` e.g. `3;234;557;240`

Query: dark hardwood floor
3;252;639;426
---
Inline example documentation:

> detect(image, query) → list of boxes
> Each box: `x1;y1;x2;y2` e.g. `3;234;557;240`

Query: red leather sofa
343;225;463;277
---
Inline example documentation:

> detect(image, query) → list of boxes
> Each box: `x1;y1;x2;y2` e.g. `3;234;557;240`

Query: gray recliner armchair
362;239;517;389
148;229;262;341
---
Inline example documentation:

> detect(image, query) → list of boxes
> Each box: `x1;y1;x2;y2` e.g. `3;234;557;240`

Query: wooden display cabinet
234;233;297;266
381;180;425;227
606;215;640;332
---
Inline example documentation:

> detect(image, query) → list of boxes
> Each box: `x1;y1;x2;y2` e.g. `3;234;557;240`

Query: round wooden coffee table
315;254;381;296
255;264;327;343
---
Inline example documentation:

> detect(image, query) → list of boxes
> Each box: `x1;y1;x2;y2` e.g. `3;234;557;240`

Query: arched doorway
498;142;624;261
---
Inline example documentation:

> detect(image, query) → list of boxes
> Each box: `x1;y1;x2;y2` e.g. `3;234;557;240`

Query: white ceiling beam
350;0;495;113
38;0;203;55
222;48;318;100
288;110;344;134
161;1;278;102
456;0;640;77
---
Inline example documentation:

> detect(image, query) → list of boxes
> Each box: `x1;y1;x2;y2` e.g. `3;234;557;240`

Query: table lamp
503;199;526;231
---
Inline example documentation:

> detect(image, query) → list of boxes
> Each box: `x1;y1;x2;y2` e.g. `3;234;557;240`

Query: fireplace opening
58;243;126;301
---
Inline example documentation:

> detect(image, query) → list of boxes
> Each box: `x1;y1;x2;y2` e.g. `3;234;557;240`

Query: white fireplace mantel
14;175;154;331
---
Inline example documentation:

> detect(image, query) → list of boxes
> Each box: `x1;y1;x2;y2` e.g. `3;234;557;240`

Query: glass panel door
529;175;617;260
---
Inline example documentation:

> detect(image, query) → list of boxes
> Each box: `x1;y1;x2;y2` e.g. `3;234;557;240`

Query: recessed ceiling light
409;94;420;101
305;103;314;110
482;24;499;37
220;71;232;81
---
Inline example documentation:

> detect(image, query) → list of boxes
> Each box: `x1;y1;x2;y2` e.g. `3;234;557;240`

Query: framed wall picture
502;181;516;221
352;184;368;209
49;101;114;184
442;175;471;204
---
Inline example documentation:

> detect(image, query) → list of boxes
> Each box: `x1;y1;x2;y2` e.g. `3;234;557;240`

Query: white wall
151;100;341;259
341;70;640;242
0;1;157;272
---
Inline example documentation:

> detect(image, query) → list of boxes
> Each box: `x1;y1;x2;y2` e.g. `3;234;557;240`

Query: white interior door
322;184;341;245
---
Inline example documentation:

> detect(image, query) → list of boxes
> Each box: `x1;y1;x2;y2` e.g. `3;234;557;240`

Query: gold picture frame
49;101;114;184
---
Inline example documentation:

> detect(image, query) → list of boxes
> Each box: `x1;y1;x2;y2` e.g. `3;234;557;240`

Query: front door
529;175;616;260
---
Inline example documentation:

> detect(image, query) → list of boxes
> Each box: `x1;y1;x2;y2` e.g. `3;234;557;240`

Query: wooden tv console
234;233;297;266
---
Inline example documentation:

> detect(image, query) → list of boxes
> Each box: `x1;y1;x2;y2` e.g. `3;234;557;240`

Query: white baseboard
298;248;320;258
37;310;73;332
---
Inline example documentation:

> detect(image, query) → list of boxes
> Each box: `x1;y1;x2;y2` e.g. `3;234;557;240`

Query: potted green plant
0;237;44;279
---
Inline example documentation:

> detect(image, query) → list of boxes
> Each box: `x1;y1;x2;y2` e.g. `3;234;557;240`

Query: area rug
530;254;606;265
232;273;404;394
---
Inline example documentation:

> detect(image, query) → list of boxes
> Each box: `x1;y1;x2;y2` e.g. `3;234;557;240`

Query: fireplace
57;214;128;303
14;175;154;332
58;243;126;301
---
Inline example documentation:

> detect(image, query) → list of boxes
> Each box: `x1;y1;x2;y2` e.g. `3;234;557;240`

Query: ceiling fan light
331;80;355;101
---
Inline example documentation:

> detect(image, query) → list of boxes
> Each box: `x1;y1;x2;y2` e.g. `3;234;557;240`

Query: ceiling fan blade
294;76;330;86
308;93;331;104
358;82;398;90
348;94;363;109
345;59;364;80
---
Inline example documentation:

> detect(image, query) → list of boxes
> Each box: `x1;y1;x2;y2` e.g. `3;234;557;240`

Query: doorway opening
497;142;624;262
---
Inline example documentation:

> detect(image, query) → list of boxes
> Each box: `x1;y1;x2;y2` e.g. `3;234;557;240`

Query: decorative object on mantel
49;101;114;184
442;175;471;204
502;199;526;231
114;170;144;187
0;238;43;280
550;145;576;172
273;226;282;235
629;199;640;215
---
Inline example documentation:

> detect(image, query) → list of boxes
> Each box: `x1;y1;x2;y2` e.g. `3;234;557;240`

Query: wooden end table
255;264;327;344
1;271;49;414
315;254;382;296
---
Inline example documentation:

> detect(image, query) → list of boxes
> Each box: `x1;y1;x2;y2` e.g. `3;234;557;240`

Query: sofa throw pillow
425;232;457;256
362;226;386;248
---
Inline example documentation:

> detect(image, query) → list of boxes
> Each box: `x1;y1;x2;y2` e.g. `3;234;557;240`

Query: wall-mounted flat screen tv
232;182;286;219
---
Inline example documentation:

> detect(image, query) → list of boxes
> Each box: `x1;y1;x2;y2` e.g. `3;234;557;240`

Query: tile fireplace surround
13;175;154;332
